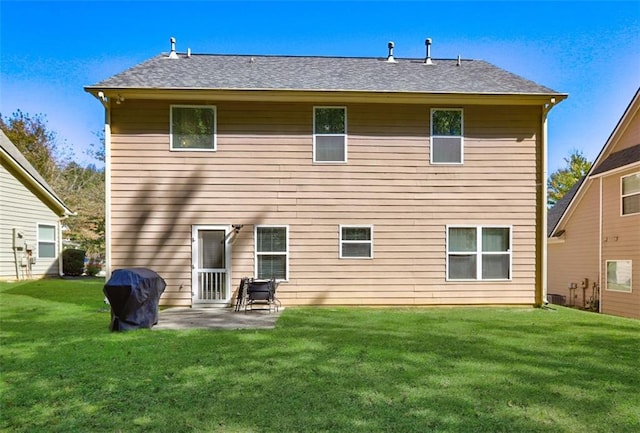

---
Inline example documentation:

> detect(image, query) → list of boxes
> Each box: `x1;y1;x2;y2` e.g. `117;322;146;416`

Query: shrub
85;261;102;277
62;249;85;276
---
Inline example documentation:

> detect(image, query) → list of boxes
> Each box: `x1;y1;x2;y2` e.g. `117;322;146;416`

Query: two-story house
86;39;566;307
548;89;639;319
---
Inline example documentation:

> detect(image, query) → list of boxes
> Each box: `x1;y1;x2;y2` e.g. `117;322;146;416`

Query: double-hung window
314;107;347;163
38;224;56;259
170;105;217;151
431;109;463;164
340;225;373;259
255;226;288;281
447;226;511;280
621;172;640;216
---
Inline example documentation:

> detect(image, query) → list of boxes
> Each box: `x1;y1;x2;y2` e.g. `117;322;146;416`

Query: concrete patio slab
153;307;283;330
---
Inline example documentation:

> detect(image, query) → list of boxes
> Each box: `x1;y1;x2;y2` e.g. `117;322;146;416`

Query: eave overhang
0;147;74;217
589;160;640;179
85;87;567;107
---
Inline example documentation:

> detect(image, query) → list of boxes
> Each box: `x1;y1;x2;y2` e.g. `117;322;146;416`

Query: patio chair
234;277;250;312
244;278;281;313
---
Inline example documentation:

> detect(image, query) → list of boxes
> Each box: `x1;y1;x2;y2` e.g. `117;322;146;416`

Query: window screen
314;107;347;162
431;109;463;164
171;106;216;150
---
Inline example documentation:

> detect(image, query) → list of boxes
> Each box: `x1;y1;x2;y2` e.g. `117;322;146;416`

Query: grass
1;279;639;433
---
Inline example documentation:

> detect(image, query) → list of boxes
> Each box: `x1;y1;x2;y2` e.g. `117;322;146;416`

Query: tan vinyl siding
547;181;600;307
601;107;640;158
601;168;640;319
0;164;61;280
109;100;541;306
547;100;639;319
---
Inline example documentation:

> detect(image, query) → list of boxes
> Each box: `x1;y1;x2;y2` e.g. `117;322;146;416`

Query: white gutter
58;220;64;277
105;102;112;281
541;97;558;306
96;92;112;280
85;87;567;106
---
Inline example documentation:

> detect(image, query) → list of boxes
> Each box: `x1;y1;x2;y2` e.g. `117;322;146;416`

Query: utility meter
13;228;25;250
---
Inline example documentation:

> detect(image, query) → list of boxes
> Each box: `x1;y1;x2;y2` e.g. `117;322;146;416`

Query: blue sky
1;1;638;172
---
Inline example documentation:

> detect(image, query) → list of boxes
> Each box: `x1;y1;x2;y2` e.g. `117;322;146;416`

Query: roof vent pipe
168;37;178;59
387;41;397;63
457;55;461;66
424;38;433;65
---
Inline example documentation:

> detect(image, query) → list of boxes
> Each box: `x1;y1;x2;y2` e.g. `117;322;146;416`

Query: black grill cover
103;268;166;331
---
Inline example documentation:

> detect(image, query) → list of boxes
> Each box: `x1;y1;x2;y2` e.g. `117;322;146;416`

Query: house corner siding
536;105;547;307
0;163;62;280
547;181;600;308
109;100;542;307
600;168;640;319
548;92;640;319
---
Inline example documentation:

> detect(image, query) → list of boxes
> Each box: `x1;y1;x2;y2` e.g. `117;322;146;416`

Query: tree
56;162;105;256
0;110;63;182
87;130;105;163
1;111;105;258
548;149;592;207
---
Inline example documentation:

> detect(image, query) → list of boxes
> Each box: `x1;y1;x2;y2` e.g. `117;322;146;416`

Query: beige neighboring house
548;88;639;319
85;39;566;308
0;130;74;280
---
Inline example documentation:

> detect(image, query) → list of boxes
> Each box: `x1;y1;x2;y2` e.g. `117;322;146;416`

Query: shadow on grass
2;283;639;433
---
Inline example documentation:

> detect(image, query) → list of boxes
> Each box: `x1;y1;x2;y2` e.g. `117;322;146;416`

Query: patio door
192;225;231;305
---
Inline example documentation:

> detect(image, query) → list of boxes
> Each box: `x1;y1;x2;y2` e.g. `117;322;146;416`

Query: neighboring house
0;130;73;280
548;88;639;319
85;39;566;307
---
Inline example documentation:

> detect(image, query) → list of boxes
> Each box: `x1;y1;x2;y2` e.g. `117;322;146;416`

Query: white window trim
605;260;633;293
446;225;512;282
170;105;217;152
254;225;289;282
313;106;348;164
621;172;640;216
37;223;57;259
339;224;374;259
430;108;464;165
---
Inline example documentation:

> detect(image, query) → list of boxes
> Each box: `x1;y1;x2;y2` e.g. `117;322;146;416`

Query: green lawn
1;279;638;433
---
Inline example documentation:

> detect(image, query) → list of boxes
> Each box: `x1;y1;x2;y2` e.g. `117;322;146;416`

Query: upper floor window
38;224;56;259
314;107;347;163
170;105;217;151
340;225;373;259
255;226;288;281
621;172;640;215
431;109;463;164
447;226;511;281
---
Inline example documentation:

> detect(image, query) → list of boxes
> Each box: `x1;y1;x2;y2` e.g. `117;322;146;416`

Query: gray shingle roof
87;53;562;95
591;143;640;176
547;176;585;237
548;144;640;237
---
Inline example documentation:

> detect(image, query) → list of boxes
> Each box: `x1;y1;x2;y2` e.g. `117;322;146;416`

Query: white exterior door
192;225;231;305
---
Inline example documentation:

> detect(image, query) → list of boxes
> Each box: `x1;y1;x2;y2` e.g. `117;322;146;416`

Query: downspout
540;98;557;306
58;217;66;277
598;177;603;313
97;92;112;281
